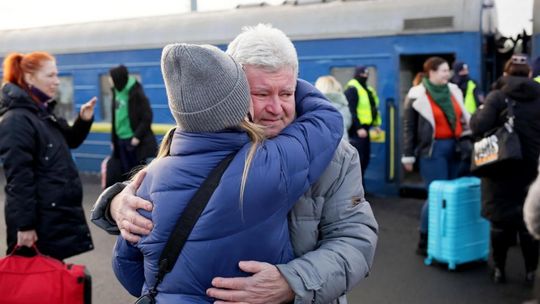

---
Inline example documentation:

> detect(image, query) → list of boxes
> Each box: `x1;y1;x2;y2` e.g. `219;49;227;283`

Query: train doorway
398;53;455;198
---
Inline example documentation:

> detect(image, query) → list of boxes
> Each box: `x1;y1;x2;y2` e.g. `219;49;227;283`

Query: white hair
226;24;298;76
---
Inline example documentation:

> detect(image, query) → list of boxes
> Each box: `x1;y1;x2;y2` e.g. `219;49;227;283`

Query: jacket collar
169;128;250;157
408;83;470;129
0;83;40;116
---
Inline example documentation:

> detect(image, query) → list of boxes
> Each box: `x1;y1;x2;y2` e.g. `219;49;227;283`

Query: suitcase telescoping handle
441;199;447;237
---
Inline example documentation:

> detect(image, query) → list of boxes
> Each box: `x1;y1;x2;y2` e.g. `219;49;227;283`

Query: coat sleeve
56;115;93;148
276;141;378;303
524;159;540;239
0;114;38;230
402;94;418;164
132;86;153;140
469;91;505;138
268;79;343;194
90;182;128;235
112;236;145;297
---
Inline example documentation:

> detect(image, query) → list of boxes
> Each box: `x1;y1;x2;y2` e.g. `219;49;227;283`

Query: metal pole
191;0;197;12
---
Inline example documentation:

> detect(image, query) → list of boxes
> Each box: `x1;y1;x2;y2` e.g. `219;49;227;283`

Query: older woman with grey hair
315;75;352;142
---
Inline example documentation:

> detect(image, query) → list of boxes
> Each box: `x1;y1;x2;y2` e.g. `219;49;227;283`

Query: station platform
0;172;534;303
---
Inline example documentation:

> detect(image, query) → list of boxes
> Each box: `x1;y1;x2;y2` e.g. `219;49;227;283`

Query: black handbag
134;152;236;304
470;98;522;177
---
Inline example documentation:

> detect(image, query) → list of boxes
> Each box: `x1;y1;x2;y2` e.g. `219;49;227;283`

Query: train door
398;53;455;197
328;57;394;194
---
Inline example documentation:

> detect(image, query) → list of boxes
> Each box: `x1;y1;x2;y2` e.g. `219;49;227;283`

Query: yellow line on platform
90;123;175;135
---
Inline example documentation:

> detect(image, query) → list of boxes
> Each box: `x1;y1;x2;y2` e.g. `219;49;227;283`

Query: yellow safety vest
464;80;478;114
535;76;540;84
346;79;381;126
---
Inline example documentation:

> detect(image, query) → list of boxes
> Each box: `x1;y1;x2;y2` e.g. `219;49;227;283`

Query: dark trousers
419;139;460;233
117;138;138;174
491;220;539;272
349;129;370;185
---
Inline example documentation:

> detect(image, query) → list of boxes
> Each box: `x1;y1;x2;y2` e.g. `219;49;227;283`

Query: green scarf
422;77;456;131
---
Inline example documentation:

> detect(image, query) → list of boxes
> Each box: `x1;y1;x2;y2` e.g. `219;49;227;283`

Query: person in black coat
107;65;157;187
470;54;540;283
0;52;96;260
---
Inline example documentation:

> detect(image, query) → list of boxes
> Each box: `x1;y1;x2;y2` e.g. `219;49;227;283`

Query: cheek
250;102;265;122
282;103;296;122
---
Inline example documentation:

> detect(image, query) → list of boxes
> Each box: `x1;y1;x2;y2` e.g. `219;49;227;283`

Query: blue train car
0;0;501;195
534;0;540;58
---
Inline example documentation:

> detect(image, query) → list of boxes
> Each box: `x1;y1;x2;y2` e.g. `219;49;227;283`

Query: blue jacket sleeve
257;79;342;209
112;236;145;297
281;78;343;180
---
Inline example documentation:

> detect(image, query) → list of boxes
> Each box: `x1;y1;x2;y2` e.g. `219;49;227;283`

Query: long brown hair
2;52;55;92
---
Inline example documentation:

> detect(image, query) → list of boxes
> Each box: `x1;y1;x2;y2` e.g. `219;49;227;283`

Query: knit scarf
422;77;456;131
114;76;136;99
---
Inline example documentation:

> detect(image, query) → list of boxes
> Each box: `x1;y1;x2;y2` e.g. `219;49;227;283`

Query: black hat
109;65;129;91
354;66;368;78
453;61;466;73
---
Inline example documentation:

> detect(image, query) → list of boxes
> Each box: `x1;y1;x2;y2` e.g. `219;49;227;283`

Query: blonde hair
315;75;343;94
148;121;265;212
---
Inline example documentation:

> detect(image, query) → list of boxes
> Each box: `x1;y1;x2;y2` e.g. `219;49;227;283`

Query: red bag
0;246;91;304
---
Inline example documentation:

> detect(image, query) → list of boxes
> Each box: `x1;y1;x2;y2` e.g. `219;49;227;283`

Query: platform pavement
0;172;535;303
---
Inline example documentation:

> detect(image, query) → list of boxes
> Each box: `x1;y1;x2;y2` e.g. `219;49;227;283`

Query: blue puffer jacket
112;79;343;303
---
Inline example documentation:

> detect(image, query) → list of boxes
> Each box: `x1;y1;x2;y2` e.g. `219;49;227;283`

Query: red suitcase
0;246;91;304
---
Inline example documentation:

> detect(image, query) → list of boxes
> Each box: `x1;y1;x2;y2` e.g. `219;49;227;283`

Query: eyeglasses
511;55;528;65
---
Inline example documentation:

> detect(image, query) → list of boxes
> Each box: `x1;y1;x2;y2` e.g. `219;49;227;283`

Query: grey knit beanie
161;43;250;132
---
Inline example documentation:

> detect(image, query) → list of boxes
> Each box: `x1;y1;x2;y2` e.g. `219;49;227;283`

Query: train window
330;66;378;90
55;76;75;122
99;73;141;122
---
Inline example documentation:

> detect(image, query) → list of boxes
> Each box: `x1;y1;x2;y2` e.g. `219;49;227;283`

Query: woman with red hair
0;52;96;260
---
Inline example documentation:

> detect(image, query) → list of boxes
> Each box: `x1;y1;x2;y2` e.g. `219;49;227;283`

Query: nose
265;94;283;115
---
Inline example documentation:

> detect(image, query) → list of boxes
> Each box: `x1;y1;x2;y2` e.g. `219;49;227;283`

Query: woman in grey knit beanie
112;43;344;302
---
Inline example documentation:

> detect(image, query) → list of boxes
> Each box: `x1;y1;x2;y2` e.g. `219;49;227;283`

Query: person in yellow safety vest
450;61;483;114
344;66;382;182
532;56;540;84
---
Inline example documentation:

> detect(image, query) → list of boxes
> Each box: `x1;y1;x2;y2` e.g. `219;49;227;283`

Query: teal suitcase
424;177;490;270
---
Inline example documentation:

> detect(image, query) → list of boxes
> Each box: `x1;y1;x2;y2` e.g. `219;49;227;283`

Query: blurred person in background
0;52;96;260
344;66;382;180
315;75;352;142
402;56;471;256
450;61;483;114
106;65;157;187
470;54;540;284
